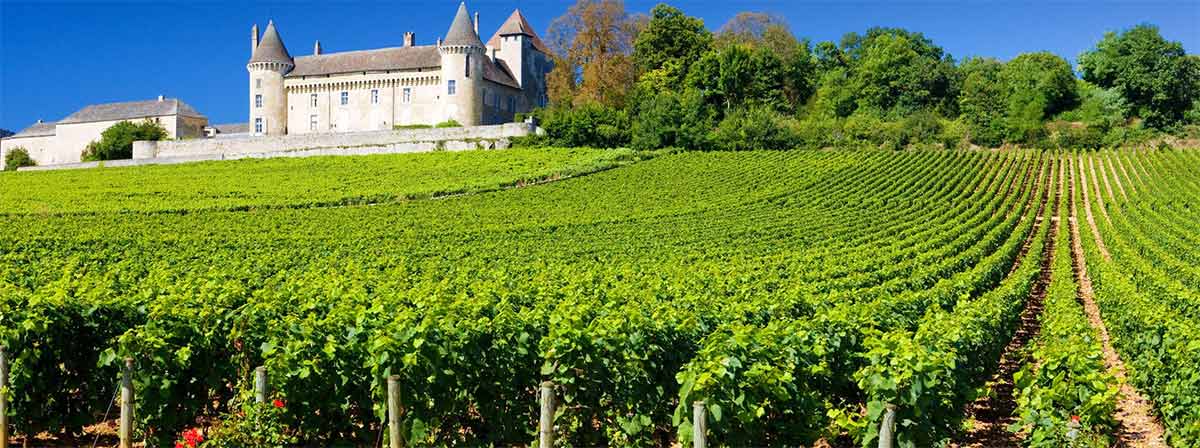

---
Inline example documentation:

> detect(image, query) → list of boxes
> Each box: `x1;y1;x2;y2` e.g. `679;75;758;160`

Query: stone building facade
1;97;208;168
248;2;552;136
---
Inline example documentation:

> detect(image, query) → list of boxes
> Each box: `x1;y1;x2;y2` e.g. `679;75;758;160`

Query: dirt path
1074;156;1112;261
1066;161;1168;448
951;158;1055;448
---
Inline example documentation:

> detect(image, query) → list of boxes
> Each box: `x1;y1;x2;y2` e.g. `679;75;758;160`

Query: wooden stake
878;404;897;448
120;358;134;448
539;381;555;448
1;346;9;448
692;400;707;448
387;375;403;448
254;366;268;404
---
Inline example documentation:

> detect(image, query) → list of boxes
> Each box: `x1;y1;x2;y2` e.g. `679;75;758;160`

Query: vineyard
0;148;1197;447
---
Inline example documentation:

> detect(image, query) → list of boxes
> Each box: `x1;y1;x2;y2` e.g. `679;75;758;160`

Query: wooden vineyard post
254;366;268;404
878;404;897;448
387;375;403;448
119;358;134;448
692;400;707;448
0;346;8;448
539;381;555;448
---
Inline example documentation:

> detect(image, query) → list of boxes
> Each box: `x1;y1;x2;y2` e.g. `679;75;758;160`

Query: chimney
157;95;165;102
403;32;415;47
491;47;497;61
437;37;441;47
474;12;479;34
251;24;259;52
314;40;322;55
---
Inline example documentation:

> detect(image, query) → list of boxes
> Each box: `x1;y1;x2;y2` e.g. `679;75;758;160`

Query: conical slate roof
487;9;551;54
442;2;484;48
249;20;293;64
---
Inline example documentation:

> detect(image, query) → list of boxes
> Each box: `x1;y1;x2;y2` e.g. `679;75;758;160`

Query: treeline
518;1;1200;151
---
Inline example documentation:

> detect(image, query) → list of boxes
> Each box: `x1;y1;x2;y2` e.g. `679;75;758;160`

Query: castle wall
135;122;534;161
481;81;523;125
284;71;446;134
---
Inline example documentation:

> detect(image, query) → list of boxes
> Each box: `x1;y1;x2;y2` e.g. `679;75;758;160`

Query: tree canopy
1079;24;1200;128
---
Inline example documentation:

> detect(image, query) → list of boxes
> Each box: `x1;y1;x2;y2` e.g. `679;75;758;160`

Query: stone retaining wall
19;122;536;171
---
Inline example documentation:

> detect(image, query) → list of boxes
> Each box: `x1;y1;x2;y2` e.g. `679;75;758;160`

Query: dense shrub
631;89;713;150
539;103;631;148
81;120;167;161
4;146;35;171
708;106;799;151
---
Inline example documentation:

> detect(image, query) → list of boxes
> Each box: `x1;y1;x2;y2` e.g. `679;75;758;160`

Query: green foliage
393;124;433;130
0;148;630;213
632;3;712;84
1079;24;1200;128
1011;188;1118;447
537;102;631;148
81;119;167;161
434;119;462;128
1001;52;1079;118
708;106;799;151
3;146;35;171
685;45;788;114
631;88;713;150
957;57;1007;147
202;401;297;448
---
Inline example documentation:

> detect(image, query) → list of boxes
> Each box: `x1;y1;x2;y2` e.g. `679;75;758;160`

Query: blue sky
2;1;1197;131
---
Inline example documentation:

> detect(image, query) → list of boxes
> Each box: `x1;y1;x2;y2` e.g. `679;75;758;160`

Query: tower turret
247;20;293;135
439;2;485;126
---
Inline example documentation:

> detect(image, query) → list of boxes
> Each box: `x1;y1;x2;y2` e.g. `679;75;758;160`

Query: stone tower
247;20;293;135
439;2;485;126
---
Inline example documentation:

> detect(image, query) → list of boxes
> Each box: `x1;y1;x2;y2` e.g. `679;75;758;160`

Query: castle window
254;118;263;134
310;114;318;131
340;91;349;105
371;89;379;104
310;94;318;107
448;80;457;96
403;88;412;103
256;78;262;89
465;55;471;78
255;94;262;108
507;96;515;112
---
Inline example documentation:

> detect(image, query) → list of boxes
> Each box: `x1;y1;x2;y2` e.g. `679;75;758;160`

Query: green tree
4;146;36;171
81;119;168;161
850;31;956;116
631;88;713;150
1079;24;1200;128
632;3;711;86
686;45;787;114
1001;52;1078;117
713;12;817;109
957;57;1007;146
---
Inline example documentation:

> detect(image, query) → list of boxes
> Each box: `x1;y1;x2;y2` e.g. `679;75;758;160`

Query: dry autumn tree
545;0;646;108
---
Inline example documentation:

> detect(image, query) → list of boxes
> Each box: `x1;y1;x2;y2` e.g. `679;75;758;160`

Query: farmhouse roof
288;45;441;77
9;121;57;138
487;10;551;54
58;98;205;125
249;20;293;65
443;3;484;48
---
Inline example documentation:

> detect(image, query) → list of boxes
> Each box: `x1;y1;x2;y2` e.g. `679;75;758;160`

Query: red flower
273;398;285;408
182;428;204;447
175;443;184;448
1071;415;1080;422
